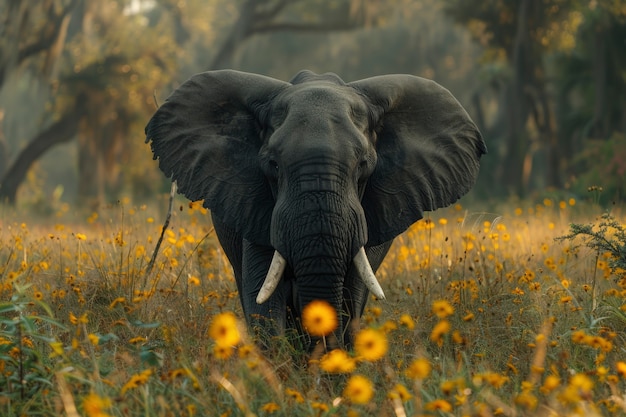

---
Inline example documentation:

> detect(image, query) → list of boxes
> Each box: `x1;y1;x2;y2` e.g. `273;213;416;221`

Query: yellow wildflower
440;380;457;395
405;358;431;380
121;369;152;394
381;320;397;333
515;391;538;410
49;341;64;358
368;306;382;317
129;336;147;345
238;344;254;359
260;402;280;412
213;344;234;359
399;314;415;329
82;392;112;417
208;312;241;347
343;375;374;405
302;300;338;337
571;330;587;344
311;402;329;411
452;330;464;344
432;300;454;318
168;368;188;380
354;328;388;362
430;320;451;346
285;388;305;403
109;297;126;309
570;373;593;393
388;383;412;401
558;373;594;404
320;349;356;373
425;399;452;412
512;287;525;295
69;312;88;325
474;372;509;389
540;375;560;394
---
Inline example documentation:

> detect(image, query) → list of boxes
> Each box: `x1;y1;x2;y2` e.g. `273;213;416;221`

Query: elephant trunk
286;204;354;321
297;271;345;347
270;177;365;342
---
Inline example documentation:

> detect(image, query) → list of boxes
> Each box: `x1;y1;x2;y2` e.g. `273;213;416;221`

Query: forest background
0;0;625;211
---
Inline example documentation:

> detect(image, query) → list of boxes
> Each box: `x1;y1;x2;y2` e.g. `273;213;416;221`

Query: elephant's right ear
145;70;289;245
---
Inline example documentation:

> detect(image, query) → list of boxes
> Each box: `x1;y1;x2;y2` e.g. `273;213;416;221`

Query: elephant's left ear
349;75;487;246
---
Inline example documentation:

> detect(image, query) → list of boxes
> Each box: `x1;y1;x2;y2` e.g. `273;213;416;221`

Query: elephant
145;69;486;350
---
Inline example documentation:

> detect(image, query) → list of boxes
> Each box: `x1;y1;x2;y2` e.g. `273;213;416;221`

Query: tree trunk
590;26;608;139
0;111;7;177
500;0;532;195
0;111;80;204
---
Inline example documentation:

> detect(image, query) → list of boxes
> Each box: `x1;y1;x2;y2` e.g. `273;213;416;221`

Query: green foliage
0;281;67;404
557;211;626;276
442;0;626;197
569;133;626;204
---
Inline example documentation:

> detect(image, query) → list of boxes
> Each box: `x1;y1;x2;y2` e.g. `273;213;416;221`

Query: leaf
96;333;119;344
0;302;20;315
129;320;161;329
140;349;163;367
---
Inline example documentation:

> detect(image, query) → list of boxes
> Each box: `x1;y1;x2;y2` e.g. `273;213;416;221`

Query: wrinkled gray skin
145;70;486;350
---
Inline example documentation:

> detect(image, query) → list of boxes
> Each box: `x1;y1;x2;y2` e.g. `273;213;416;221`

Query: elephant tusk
256;251;287;304
353;247;386;300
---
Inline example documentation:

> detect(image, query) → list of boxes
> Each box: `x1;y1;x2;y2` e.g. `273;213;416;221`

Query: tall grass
0;197;625;416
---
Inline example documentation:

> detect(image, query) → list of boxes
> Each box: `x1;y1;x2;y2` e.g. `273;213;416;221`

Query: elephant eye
269;160;279;173
358;159;374;180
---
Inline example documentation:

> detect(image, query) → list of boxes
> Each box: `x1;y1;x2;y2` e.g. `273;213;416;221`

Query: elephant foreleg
241;239;289;347
211;214;245;307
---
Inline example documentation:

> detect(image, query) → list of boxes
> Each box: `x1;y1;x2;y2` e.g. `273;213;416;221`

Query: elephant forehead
265;85;374;164
272;105;367;153
274;84;369;123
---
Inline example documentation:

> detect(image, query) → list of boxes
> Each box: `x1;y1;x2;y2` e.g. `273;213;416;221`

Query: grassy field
1;196;626;416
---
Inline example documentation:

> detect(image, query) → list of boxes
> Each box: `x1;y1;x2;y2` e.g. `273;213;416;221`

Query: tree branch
17;0;80;64
251;20;360;35
254;0;292;21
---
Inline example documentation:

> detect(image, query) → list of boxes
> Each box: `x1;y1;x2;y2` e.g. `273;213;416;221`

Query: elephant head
145;69;486;348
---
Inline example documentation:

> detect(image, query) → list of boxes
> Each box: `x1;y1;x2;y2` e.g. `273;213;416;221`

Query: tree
0;0;182;205
60;0;180;205
0;98;86;205
444;0;626;197
444;0;578;194
0;0;82;204
0;0;79;88
552;4;626;201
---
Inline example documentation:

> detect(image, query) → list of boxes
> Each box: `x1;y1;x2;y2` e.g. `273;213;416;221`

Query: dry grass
1;197;625;416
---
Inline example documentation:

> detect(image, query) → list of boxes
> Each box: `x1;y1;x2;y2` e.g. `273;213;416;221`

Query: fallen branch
146;181;177;275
